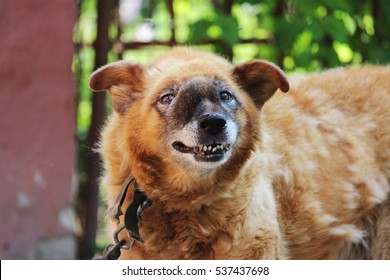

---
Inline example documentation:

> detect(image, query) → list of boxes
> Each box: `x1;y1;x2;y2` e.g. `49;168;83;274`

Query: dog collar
97;177;151;260
112;176;152;242
94;177;152;260
124;180;152;241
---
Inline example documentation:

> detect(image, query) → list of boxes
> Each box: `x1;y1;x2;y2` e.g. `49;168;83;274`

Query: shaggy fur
89;47;390;259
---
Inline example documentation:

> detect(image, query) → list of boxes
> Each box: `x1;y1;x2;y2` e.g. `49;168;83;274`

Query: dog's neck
127;151;284;259
133;176;252;259
130;145;255;211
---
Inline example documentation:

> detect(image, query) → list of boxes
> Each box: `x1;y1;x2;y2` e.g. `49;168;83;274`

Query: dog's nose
199;114;227;135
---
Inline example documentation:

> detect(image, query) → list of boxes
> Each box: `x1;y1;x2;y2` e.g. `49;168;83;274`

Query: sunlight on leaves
333;41;354;63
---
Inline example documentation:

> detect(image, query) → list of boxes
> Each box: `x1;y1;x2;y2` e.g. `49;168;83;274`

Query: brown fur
89;47;390;259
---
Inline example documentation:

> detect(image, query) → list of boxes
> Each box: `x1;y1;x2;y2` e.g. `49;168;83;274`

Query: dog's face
156;76;239;169
89;48;289;174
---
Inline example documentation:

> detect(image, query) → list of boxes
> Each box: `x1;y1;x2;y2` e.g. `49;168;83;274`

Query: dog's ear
89;61;144;115
233;60;289;109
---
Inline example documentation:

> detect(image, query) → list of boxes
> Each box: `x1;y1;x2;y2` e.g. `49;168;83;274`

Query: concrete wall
0;0;77;259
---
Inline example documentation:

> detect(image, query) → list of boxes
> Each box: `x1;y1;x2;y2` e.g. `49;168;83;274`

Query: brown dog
89;47;390;259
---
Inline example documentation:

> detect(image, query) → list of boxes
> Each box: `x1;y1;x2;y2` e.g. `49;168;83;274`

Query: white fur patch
170;121;199;147
343;182;360;209
366;175;389;205
245;173;279;236
318;214;338;226
329;224;366;243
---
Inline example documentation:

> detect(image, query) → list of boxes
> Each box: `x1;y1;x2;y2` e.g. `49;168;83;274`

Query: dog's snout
199;114;227;135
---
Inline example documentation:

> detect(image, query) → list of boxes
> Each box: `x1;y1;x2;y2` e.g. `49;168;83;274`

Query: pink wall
0;0;77;259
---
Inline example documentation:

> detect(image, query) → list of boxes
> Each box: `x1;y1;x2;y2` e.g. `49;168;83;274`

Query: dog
89;47;390;259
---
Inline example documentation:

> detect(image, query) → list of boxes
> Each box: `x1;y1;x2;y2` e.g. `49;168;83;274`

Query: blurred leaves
188;15;239;45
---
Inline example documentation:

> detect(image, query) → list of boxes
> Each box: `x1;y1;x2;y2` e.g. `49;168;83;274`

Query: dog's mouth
172;141;231;162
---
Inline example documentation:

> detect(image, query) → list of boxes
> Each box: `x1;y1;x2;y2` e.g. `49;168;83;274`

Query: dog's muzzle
172;114;233;162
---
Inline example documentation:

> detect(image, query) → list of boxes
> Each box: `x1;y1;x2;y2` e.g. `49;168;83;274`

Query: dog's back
261;66;390;259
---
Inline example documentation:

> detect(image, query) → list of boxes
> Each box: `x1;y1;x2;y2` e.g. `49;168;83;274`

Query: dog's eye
220;91;233;101
160;93;175;105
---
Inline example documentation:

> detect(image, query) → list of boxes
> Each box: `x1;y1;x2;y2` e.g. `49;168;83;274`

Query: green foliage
267;0;389;70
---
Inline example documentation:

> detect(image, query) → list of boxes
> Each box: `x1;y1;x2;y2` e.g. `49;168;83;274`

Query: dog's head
89;47;289;175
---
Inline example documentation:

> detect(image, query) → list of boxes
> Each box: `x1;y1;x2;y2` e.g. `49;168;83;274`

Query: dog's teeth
196;144;230;154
